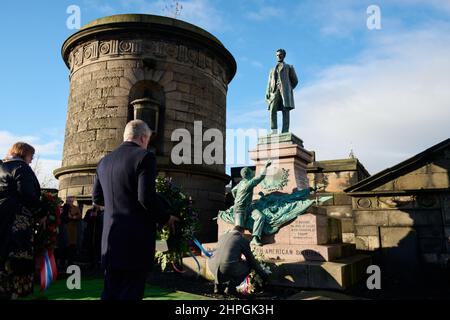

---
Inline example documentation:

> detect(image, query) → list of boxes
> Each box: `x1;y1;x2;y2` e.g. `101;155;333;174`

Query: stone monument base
179;206;371;291
181;254;372;291
201;242;356;262
249;132;313;198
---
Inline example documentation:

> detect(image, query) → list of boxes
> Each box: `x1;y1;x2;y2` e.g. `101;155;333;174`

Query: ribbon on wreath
191;237;212;258
169;237;213;276
38;249;57;291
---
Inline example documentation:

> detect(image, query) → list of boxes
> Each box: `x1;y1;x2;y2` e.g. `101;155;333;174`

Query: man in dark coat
208;226;269;295
92;120;178;300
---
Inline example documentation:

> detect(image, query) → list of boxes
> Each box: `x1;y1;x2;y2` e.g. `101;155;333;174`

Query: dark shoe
214;284;225;294
224;285;237;296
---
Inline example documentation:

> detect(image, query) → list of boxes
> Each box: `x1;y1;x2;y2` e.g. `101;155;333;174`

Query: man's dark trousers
102;270;147;300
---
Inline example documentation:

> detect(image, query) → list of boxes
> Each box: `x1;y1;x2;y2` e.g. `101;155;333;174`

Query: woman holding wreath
0;142;42;299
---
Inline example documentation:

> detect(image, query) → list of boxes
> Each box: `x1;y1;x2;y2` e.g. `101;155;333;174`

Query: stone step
201;242;356;262
270;254;372;290
182;255;214;281
181;253;372;291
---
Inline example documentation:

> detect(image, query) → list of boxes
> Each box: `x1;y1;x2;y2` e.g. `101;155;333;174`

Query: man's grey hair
123;120;152;141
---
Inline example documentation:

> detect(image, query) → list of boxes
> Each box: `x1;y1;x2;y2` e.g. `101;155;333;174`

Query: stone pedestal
249;133;313;198
180;199;372;291
182;254;372;290
189;204;372;291
180;133;371;291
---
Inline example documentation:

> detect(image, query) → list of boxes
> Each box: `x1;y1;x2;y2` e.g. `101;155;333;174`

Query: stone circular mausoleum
54;14;236;241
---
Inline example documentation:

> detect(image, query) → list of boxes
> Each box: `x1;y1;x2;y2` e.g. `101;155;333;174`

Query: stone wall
352;194;446;254
307;158;370;244
345;141;450;288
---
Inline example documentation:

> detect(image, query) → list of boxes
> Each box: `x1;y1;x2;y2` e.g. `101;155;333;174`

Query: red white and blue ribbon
39;249;57;291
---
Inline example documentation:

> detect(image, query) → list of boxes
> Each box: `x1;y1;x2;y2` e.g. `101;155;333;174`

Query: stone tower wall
55;15;236;241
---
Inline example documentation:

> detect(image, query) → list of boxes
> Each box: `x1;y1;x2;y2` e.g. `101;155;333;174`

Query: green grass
21;277;213;300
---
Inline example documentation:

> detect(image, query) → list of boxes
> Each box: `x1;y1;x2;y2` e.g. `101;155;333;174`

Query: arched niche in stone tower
128;80;166;155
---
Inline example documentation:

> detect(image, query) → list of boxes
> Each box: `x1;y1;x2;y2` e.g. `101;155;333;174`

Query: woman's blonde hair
7;142;35;160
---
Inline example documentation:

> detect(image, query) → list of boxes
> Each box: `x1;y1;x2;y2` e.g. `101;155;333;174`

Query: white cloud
296;0;363;37
85;0;118;15
239;56;264;69
395;0;450;15
295;0;450;38
167;0;228;32
31;158;61;189
289;25;450;174
247;6;284;21
0;131;62;188
250;61;264;69
0;131;34;157
100;0;227;32
0;131;61;158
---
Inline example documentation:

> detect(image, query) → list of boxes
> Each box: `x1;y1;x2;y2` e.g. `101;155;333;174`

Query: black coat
0;158;41;261
92;142;169;271
208;230;267;285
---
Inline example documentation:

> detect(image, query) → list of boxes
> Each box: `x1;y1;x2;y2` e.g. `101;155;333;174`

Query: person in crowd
208;225;269;295
55;200;70;272
82;205;104;270
93;120;179;300
0;142;42;299
63;196;81;264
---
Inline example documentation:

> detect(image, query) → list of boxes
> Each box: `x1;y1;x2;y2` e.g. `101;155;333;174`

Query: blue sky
1;0;449;187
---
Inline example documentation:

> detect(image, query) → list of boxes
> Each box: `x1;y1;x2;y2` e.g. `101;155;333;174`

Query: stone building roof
345;138;450;194
307;158;370;176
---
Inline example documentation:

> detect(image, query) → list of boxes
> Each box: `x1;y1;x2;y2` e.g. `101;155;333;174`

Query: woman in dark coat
0;142;42;299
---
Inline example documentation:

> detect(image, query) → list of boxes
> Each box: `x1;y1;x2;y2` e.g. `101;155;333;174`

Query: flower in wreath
34;191;62;257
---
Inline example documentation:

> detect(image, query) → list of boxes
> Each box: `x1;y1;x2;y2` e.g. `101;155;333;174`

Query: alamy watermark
366;265;381;289
66;5;81;30
367;5;382;30
66;265;81;290
170;121;280;166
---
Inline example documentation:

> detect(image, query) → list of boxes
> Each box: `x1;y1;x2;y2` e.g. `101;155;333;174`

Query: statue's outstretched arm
251;160;272;186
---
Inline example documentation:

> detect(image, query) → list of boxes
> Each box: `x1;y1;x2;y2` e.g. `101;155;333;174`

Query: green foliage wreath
154;176;200;271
